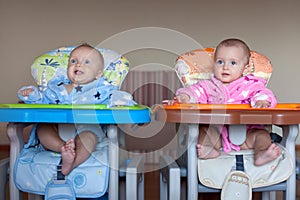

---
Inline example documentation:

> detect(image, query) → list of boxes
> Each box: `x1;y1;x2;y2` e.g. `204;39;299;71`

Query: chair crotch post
228;125;247;145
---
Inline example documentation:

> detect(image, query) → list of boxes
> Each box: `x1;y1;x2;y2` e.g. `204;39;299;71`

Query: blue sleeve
18;86;43;104
18;86;56;104
107;90;137;107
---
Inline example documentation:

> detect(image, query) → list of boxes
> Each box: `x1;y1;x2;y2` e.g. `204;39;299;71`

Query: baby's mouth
222;73;230;76
74;70;83;75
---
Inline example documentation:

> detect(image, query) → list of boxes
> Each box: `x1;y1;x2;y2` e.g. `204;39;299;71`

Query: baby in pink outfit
172;38;280;166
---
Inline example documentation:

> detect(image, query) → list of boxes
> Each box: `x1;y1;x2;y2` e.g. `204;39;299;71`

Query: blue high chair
159;48;298;200
5;46;149;200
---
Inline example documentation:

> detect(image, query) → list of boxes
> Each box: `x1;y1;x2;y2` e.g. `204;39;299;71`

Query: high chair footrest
198;181;287;193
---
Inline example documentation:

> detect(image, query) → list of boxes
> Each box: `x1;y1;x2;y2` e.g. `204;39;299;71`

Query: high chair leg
126;155;145;200
159;155;180;200
187;124;199;200
107;125;119;200
7;123;27;200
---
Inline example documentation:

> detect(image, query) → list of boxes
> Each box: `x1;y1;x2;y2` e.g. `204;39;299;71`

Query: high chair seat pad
14;142;109;198
198;144;293;189
14;122;109;198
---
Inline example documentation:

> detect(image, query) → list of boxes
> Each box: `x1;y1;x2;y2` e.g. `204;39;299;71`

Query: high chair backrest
175;47;273;87
30;46;129;91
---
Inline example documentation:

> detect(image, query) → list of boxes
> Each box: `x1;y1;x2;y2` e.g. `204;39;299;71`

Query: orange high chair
158;48;299;200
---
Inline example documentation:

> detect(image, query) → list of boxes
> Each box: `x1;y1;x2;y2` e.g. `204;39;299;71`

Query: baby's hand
175;93;191;103
162;93;191;105
253;100;271;108
19;88;34;97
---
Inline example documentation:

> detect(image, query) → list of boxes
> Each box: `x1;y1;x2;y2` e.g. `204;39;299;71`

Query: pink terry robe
176;74;277;152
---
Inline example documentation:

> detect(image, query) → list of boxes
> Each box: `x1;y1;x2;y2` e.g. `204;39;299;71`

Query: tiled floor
1;145;300;200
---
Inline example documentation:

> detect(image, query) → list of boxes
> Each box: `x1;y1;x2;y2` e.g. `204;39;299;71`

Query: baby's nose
223;63;229;69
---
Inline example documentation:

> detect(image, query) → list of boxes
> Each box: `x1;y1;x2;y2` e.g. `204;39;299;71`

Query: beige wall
1;0;300;103
1;0;300;143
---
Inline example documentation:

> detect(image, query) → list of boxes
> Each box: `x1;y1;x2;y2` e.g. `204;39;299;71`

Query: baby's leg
61;131;98;175
37;124;65;152
197;125;222;159
244;129;281;166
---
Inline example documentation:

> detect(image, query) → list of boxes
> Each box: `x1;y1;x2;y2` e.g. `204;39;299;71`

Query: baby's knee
248;128;270;139
76;131;98;145
200;125;218;134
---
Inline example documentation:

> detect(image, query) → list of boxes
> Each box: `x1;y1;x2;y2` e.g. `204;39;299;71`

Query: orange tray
162;103;300;110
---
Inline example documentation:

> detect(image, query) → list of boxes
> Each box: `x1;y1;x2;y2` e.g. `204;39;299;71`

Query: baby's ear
95;71;103;79
242;64;251;76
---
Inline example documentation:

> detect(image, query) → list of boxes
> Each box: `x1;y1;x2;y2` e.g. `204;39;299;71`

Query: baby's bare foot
254;143;281;166
65;138;75;150
196;144;220;159
61;139;76;175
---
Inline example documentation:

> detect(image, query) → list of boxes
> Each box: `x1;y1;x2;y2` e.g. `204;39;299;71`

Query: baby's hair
74;42;97;51
215;38;251;62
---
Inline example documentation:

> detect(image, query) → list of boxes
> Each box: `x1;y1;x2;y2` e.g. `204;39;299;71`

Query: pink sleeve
247;77;277;108
176;81;209;103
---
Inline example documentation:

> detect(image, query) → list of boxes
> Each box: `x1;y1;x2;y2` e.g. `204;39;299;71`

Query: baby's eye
84;60;90;64
216;60;223;65
231;61;237;65
70;59;77;64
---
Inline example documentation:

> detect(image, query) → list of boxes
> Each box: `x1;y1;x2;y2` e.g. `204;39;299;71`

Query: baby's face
67;46;103;85
213;46;248;85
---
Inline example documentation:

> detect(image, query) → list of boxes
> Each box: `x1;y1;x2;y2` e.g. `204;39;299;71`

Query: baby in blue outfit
18;43;135;175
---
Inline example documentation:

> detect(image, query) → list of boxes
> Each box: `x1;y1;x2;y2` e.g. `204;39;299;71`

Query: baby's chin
218;76;240;85
71;79;90;86
219;79;232;85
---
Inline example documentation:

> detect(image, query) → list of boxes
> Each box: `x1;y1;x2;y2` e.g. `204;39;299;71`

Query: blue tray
0;104;151;124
